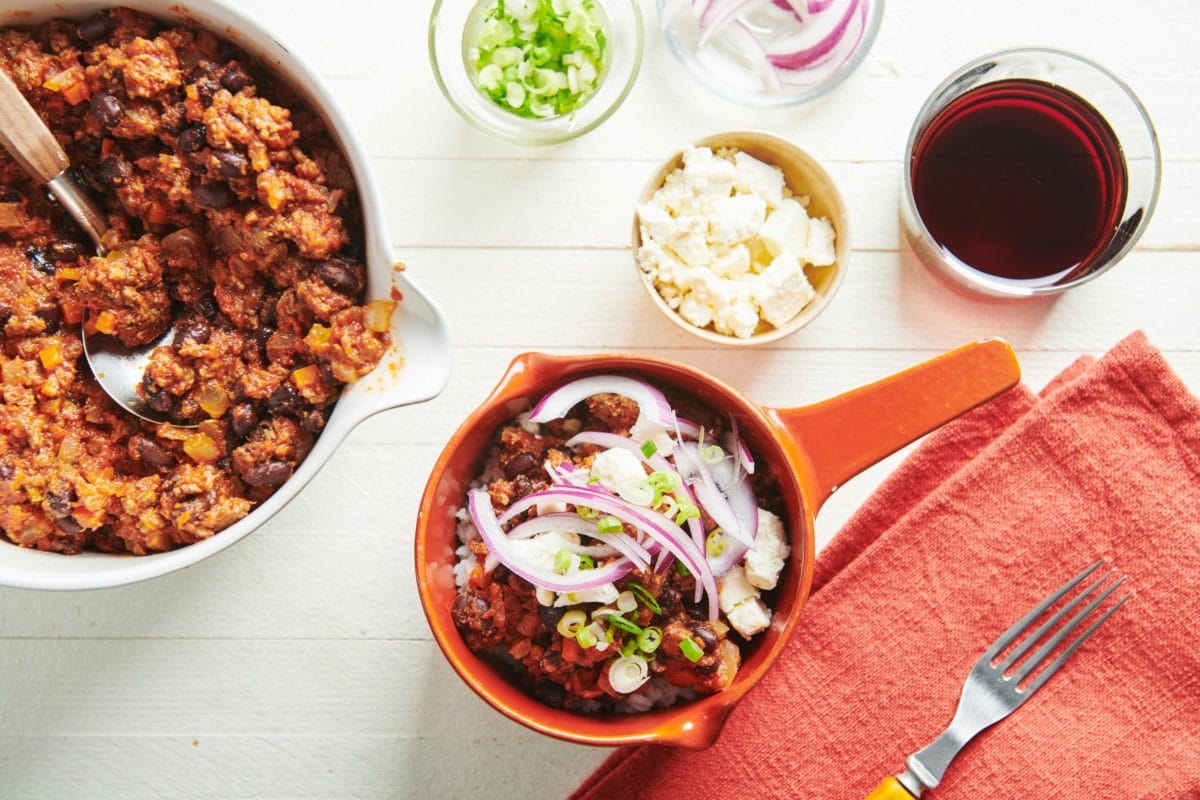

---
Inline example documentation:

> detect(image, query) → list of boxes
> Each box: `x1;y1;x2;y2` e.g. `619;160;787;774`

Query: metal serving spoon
0;69;176;424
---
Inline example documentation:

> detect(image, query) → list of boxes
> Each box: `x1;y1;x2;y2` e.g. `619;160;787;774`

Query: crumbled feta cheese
630;412;676;456
744;510;790;591
508;530;579;573
726;596;772;638
734;151;786;208
636;146;836;339
536;501;568;515
554;583;619;607
717;565;760;615
753;254;817;329
591;448;652;504
717;565;773;638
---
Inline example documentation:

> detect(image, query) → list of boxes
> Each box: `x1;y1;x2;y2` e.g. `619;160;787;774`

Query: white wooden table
2;1;1197;797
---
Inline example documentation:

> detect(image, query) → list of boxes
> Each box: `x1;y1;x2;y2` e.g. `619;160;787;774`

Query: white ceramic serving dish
0;0;452;590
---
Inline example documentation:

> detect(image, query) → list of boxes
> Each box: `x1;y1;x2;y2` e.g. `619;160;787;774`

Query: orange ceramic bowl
415;341;1020;748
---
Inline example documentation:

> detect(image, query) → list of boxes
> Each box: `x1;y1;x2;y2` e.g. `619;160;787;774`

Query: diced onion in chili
607;655;651;694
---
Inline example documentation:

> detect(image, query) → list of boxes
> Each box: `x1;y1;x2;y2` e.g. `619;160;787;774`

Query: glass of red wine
902;48;1160;297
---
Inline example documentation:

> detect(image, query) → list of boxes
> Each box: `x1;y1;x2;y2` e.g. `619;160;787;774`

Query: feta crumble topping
636;146;836;339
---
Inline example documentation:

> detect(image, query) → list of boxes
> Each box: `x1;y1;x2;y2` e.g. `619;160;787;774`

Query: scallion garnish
577;553;595;570
600;613;644;636
553;548;574;574
620;637;639;657
706;529;727;557
627;582;662;615
576;506;600;520
596;515;623;535
637;626;663;654
556;609;587;637
576;626;598;648
675;560;691;578
639;440;658;458
700;444;725;464
679;637;704;663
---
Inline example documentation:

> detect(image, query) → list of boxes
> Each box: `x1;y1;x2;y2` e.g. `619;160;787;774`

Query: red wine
910;79;1127;283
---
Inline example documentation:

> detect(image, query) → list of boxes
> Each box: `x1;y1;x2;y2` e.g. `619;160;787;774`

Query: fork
865;560;1132;799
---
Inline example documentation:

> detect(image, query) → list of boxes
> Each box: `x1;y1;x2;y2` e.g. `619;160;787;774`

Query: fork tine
997;570;1113;671
1011;576;1128;685
982;560;1104;660
1023;591;1133;695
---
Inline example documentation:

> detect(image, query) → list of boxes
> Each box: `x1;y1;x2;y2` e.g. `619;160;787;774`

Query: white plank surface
3;1;1199;798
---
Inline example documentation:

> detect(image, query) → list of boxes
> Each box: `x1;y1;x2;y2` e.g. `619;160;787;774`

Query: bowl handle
771;339;1021;510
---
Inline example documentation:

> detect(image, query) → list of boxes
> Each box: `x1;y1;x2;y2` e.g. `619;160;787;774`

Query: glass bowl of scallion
430;0;643;146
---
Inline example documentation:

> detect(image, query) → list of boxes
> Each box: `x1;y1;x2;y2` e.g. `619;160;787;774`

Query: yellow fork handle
865;777;918;800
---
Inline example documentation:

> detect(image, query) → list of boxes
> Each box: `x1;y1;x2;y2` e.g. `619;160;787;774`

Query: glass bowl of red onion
659;0;884;107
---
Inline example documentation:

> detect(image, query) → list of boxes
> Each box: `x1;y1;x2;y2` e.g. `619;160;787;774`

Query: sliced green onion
679;637;704;663
647;470;679;493
557;609;587;637
628;582;662;615
577;554;595;571
616;591;638;614
674;499;700;527
553;548;574;574
639;440;658;458
467;0;607;120
587;475;601;485
620;637;639;657
701;444;725;464
706;529;727;557
576;626;598;648
600;613;643;636
675;560;691;578
596;515;623;535
576;506;600;520
657;495;678;518
638;626;663;653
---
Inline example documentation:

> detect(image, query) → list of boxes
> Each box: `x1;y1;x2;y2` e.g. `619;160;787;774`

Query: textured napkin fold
571;332;1200;800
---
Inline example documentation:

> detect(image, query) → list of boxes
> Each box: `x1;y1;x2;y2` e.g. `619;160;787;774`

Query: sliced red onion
676;442;759;550
543;458;591;488
529;375;676;429
565;431;675;474
500;486;718;620
766;0;861;70
725;416;756;476
468;490;632;593
675;418;703;440
698;0;769;47
506;510;652;570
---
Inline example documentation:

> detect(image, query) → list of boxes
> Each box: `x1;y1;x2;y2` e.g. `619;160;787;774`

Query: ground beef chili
0;8;394;555
453;391;787;712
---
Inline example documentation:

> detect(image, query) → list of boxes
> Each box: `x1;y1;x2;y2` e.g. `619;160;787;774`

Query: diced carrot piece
61;81;88;106
38;345;62;370
291;364;320;388
61;301;83;325
365;300;396;333
94;311;117;335
197;387;230;419
57;267;80;281
183;434;220;463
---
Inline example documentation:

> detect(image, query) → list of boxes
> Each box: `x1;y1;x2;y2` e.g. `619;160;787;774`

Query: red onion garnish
529;375;676;429
468;490;633;593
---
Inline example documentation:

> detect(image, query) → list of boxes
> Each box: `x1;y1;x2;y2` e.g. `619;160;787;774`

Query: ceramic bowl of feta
634;132;850;344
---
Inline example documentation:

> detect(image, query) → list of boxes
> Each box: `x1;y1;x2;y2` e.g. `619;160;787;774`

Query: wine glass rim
900;45;1162;298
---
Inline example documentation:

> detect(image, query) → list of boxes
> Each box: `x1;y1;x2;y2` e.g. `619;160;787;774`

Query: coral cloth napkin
570;332;1200;800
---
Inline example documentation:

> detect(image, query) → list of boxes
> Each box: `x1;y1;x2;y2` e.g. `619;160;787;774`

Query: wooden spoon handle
0;67;69;183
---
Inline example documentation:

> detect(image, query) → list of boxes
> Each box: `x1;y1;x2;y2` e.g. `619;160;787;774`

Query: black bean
95;156;132;187
230;403;260;438
537;604;566;633
90;92;123;128
194;77;222;103
50;241;87;263
504;452;537;479
657;583;681;617
212;150;247;178
217;456;232;472
77;11;113;42
253;324;275;359
266;384;303;416
187;63;217;83
145;388;174;414
178;125;208;153
175;314;211;345
299;409;328;434
193;294;220;319
219;66;252;93
0;189;22;202
315;258;366;297
693;624;719;652
35;307;61;334
25;247;54;275
56;210;85;238
130;434;175;468
55;517;85;535
243;460;293;487
194;182;234;210
46;490;74;519
317;361;336;386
